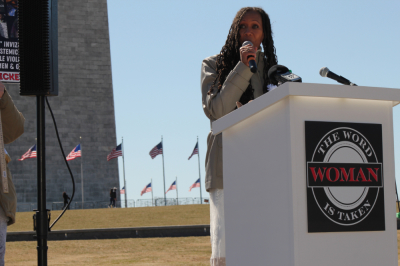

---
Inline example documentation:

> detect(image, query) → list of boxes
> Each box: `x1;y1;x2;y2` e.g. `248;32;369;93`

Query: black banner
305;121;385;232
0;0;19;83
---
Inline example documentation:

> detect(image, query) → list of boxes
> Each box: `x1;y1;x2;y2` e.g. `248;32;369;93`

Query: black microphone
319;67;357;86
267;65;302;86
242;41;257;73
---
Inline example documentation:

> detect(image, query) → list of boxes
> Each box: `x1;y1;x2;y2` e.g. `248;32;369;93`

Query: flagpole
161;136;166;206
151;179;154;207
80;136;84;209
176;176;178;206
197;136;202;204
122;137;127;208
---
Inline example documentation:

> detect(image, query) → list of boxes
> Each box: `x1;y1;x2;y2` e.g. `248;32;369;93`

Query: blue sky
107;0;400;201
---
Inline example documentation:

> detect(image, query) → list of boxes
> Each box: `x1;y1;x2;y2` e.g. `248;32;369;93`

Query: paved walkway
7;224;210;242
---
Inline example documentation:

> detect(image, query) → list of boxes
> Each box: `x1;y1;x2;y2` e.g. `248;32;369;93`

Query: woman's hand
239;44;257;67
236;100;253;108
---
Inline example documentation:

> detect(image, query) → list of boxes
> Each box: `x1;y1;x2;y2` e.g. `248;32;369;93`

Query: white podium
212;83;399;266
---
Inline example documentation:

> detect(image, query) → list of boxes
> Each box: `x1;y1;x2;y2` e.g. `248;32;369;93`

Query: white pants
0;207;8;266
209;189;226;266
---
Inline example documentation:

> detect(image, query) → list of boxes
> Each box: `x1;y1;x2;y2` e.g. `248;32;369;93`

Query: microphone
267;65;302;86
242;41;257;73
319;67;357;86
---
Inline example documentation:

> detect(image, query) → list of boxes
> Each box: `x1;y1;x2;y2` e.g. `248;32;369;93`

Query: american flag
141;182;152;196
19;144;37;161
107;144;122;161
149;142;162;159
120;186;125;194
188;141;199;160
66;144;81;161
189;178;200;192
166;181;177;194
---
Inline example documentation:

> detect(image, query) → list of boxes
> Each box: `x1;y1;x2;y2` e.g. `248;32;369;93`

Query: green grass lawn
6;237;211;265
8;204;210;232
6;205;212;265
6;232;400;265
6;205;400;265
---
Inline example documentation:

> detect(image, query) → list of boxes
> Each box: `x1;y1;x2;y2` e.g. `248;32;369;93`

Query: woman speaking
201;7;278;265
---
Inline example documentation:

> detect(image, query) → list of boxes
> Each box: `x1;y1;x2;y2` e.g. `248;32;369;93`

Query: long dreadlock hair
208;7;278;104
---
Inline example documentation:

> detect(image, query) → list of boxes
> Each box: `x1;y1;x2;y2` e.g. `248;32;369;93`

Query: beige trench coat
0;89;25;225
201;50;266;191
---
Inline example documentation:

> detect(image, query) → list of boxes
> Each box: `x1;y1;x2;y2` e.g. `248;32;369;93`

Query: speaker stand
36;95;48;266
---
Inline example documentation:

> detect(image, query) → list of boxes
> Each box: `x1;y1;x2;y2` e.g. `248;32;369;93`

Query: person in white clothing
200;7;279;266
0;14;8;39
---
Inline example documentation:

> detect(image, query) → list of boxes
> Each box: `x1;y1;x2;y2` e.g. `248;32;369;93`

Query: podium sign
305;121;385;232
212;83;399;266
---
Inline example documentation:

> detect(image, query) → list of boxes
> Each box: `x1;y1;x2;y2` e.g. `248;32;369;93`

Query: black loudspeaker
18;0;58;96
